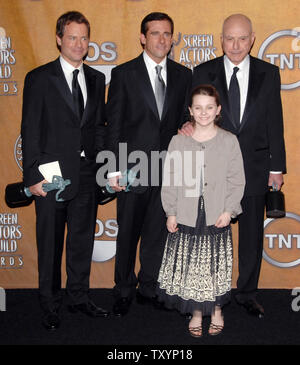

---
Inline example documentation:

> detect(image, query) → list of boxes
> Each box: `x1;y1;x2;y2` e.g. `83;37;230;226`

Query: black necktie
228;66;240;129
72;69;84;120
155;65;166;119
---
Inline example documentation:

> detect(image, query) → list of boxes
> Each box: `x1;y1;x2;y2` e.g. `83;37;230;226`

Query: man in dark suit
21;11;109;330
105;12;192;316
191;14;286;318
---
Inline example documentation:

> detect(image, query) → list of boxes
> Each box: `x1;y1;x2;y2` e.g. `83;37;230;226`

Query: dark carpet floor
0;289;299;352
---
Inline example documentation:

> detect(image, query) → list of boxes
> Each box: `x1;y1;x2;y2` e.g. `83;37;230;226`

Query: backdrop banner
1;0;299;289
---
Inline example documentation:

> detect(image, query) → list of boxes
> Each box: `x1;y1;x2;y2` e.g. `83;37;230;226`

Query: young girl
157;84;245;337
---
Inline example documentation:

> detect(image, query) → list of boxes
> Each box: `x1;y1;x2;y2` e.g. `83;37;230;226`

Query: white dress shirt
59;56;87;156
223;54;280;174
107;52;168;179
59;55;87;107
143;50;167;91
224;54;249;123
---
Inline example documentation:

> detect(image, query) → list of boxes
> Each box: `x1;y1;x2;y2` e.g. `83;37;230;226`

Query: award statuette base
97;169;137;206
5;182;34;208
97;186;116;205
105;169;137;194
266;188;285;219
5;176;71;208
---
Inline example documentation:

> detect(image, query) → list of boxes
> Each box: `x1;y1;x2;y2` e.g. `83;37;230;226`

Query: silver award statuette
106;169;137;194
25;175;71;202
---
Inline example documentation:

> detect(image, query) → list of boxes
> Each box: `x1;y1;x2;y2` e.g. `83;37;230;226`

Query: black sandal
188;325;202;338
208;322;224;336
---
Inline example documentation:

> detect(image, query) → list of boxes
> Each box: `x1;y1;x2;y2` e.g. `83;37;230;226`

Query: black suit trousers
114;186;167;299
34;159;98;312
235;194;266;302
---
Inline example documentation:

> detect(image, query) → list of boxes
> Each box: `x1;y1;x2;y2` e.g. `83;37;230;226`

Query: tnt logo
0;287;6;311
263;212;300;268
258;29;300;90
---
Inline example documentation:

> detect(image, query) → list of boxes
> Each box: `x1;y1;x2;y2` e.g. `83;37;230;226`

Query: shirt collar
143;50;167;71
59;55;84;75
224;54;250;74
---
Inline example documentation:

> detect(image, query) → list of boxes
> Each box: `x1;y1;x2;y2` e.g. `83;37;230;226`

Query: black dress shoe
68;300;110;318
42;310;60;331
136;290;155;305
136;290;169;311
241;299;264;318
113;297;131;317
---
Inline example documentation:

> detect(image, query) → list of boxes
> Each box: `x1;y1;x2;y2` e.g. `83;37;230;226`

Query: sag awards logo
92;219;118;262
258;28;300;90
0;26;17;96
263;212;300;268
0;213;24;269
170;32;217;69
86;40;117;85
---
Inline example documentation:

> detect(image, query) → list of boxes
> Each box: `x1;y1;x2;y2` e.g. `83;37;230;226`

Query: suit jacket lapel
212;56;266;133
160;58;174;121
49;58;92;127
239;56;266;132
81;64;96;127
135;54;159;119
209;58;234;129
49;58;77;118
